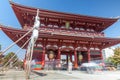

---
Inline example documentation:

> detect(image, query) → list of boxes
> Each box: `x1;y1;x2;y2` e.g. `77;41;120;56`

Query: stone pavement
0;69;120;80
0;69;26;80
57;70;120;80
30;70;79;80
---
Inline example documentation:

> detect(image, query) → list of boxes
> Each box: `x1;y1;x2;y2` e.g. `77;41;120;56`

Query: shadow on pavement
0;74;5;76
32;71;47;76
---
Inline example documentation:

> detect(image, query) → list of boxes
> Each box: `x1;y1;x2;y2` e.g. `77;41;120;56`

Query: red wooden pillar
42;47;45;67
100;49;103;60
87;48;91;62
66;54;68;66
70;53;72;62
74;49;78;68
57;47;61;60
57;47;61;68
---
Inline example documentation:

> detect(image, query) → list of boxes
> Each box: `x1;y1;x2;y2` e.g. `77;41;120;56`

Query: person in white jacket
68;57;72;73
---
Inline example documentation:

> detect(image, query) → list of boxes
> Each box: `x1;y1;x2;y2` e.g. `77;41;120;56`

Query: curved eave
93;37;120;49
0;25;30;48
0;25;52;48
9;1;118;32
1;24;120;49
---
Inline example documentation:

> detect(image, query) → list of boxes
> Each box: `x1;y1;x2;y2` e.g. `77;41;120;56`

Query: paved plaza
0;69;120;80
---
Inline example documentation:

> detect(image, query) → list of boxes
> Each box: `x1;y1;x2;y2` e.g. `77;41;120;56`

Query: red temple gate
0;1;120;70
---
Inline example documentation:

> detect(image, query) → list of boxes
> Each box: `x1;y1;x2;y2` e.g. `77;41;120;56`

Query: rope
28;42;34;78
0;38;31;72
24;40;35;79
0;27;34;56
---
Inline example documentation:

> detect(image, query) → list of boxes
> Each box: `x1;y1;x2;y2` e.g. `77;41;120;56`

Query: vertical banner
65;21;70;29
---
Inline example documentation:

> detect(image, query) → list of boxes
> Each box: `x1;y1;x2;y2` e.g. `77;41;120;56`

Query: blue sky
0;0;120;59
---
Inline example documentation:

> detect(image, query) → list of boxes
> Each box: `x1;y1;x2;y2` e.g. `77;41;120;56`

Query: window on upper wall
80;27;85;31
41;23;45;26
53;25;59;28
61;26;65;29
91;29;95;32
74;27;79;30
86;29;90;31
69;27;73;30
48;24;53;27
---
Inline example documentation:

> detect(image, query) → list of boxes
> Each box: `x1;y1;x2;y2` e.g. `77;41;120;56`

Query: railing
44;59;60;70
90;58;104;63
0;23;104;38
39;27;104;38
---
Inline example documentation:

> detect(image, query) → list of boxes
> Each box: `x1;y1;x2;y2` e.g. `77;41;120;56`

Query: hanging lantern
48;50;55;59
78;53;83;61
79;55;83;61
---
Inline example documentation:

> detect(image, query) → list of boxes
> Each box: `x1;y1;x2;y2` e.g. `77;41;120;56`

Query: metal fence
44;59;60;70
